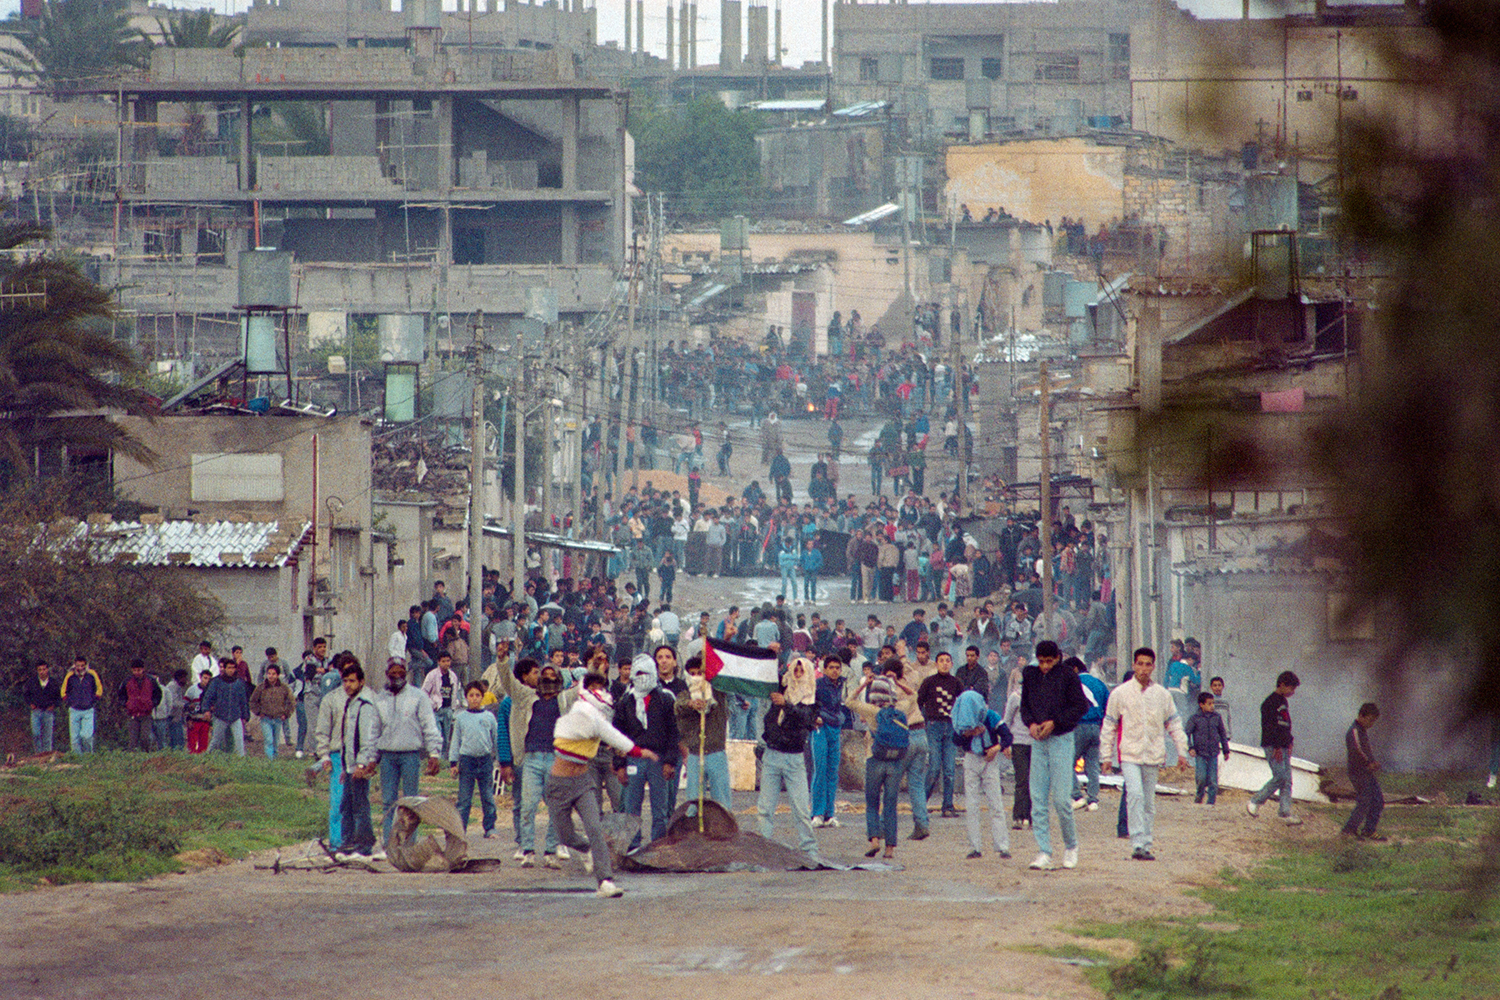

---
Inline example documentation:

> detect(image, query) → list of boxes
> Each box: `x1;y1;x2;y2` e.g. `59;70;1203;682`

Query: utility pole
541;382;555;586
467;310;486;671
512;336;527;603
1040;360;1053;632
613;234;638;496
596;345;610;540
949;289;965;506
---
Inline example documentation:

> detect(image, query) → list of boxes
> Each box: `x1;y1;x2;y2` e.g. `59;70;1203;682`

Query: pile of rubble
372;426;473;522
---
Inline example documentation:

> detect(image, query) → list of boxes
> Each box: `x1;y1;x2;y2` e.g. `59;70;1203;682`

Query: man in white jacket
1101;647;1189;862
545;673;658;897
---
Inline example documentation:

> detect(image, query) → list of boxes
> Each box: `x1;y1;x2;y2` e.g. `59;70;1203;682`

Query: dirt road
0;783;1301;1000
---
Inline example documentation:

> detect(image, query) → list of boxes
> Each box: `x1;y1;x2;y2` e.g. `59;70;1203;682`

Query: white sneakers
811;817;842;829
369;849;387;862
1062;848;1078;869
1489;773;1497;789
1028;853;1053;870
543;853;562;869
1245;800;1259;817
1071;798;1087;810
811;817;825;828
519;852;536;867
1086;802;1099;812
596;879;624;898
1282;815;1304;826
513;848;527;861
825;816;841;828
556;845;571;860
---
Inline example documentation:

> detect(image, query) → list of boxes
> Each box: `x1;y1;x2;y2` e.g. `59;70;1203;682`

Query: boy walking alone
1340;703;1386;841
1246;670;1303;825
1185;691;1231;804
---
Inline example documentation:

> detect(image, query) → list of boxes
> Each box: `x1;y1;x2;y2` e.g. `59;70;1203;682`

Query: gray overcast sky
1;0;1307;67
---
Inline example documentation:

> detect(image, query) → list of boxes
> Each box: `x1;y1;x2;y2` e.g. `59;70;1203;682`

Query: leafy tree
630;96;762;216
0;112;36;161
11;0;149;94
0;479;226;743
155;7;239;50
0;207;158;485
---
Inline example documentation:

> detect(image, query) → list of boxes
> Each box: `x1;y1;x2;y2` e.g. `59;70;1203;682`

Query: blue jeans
864;755;901;844
902;729;931;831
295;700;308;752
1342;773;1384;836
1073;722;1102;804
328;750;344;846
68;707;95;754
167;719;185;750
810;725;842;819
210;717;245;755
684;751;732;811
517;751;559;854
434;707;453;758
758;748;818;855
780;567;797;598
339;773;376;854
1122;761;1160;852
1194;753;1220;804
260;719;286;758
1029;733;1078;856
849;568;862;601
1251;746;1295;817
379;749;423;848
30;709;55;753
728;696;755;741
925;719;957;811
456;754;498;833
152;718;171;751
624;756;673;846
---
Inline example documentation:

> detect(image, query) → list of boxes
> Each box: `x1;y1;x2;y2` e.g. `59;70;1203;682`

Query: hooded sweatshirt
951;689;1013;757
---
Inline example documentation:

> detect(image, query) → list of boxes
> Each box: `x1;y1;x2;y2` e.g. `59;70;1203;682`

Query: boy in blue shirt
448;681;500;837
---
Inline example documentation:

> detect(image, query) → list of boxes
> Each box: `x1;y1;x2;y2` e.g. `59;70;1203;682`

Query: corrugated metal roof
62;519;313;568
747;98;826;112
483;523;620;555
833;100;890;118
842;202;900;226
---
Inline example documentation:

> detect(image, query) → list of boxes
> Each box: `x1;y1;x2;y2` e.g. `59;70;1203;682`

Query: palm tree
156;8;240;50
156;9;242;157
11;0;149;96
0;207;157;483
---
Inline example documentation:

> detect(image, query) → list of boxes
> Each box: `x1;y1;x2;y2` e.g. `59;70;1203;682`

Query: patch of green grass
0;752;323;889
1076;806;1500;999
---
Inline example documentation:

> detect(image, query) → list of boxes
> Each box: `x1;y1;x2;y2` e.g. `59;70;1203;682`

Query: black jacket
1259;692;1294;749
762;699;815;754
24;674;61;711
1018;663;1089;738
613;688;681;764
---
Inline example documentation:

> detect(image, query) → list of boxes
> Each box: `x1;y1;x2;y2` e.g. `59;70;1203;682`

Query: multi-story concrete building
831;0;1148;143
68;5;628;363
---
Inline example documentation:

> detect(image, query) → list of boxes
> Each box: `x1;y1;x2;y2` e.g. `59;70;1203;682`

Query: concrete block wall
140;158;239;195
1122;158;1243;276
257;155;396;192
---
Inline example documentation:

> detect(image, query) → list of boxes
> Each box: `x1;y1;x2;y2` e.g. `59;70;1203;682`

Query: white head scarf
630;654;657;727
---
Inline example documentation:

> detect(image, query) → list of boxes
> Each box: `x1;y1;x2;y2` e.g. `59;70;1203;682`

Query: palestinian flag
704;637;780;698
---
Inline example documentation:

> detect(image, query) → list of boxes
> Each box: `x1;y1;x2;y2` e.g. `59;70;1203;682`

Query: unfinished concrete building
78;8;627;363
832;0;1151;142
